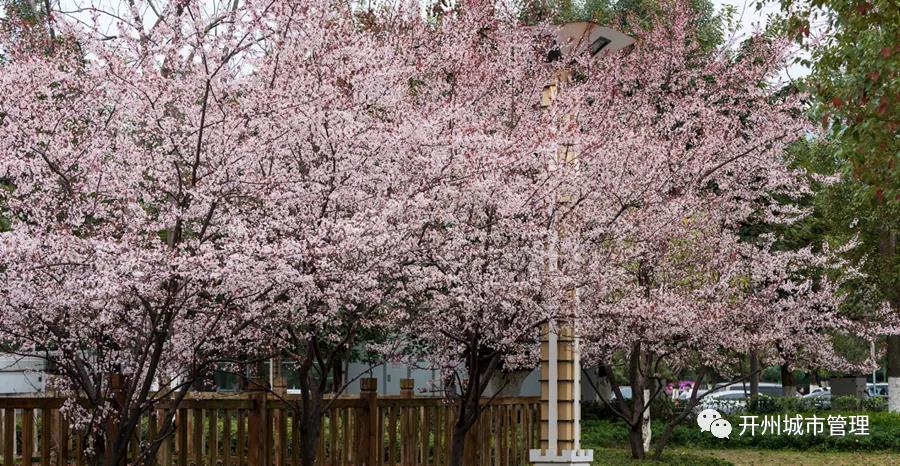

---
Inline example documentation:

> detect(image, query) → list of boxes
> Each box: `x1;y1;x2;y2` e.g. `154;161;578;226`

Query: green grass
699;449;900;465
583;412;900;452
583;413;900;464
588;447;729;465
589;447;900;465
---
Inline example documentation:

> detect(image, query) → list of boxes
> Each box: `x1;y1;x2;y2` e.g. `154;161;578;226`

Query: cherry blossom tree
550;2;884;459
227;3;426;465
393;3;583;465
577;211;867;459
391;1;816;462
0;1;289;462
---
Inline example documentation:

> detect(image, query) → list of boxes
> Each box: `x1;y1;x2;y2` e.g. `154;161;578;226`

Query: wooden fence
0;380;539;466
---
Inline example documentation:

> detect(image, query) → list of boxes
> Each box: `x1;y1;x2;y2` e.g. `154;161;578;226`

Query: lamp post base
529;449;594;466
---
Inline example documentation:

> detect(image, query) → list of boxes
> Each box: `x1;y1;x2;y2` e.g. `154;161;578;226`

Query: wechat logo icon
697;408;732;439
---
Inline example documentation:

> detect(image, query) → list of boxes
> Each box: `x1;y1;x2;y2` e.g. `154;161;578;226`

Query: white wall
0;355;46;395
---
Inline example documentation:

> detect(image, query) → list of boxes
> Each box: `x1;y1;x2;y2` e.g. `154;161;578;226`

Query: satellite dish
554;22;634;58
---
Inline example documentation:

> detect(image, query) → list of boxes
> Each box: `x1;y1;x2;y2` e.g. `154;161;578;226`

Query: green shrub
583;400;617;420
771;395;832;413
650;395;677;420
582;418;629;447
832;395;863;411
863;397;888;412
583;411;900;453
582;396;680;421
747;395;778;414
775;396;805;413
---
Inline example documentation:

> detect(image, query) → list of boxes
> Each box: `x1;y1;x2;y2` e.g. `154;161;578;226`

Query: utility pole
530;22;634;466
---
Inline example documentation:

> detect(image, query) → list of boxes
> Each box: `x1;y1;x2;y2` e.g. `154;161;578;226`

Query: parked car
802;387;832;408
714;382;785;397
867;383;888;398
676;388;708;401
808;385;828;395
696;390;748;414
673;388;709;409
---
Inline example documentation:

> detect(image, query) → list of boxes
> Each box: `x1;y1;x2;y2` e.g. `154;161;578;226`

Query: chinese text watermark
737;414;870;437
697;410;871;439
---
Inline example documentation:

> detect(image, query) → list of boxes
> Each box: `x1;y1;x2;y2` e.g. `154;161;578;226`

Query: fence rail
0;381;538;466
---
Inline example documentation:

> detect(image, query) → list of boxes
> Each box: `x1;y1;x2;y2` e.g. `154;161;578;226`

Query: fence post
399;379;414;399
357;378;378;465
399;379;415;463
106;372;126;466
272;365;286;466
247;374;269;466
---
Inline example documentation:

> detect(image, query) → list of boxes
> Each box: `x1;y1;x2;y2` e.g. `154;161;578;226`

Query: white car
676;388;708;401
714;382;784;397
696;390;748;414
802;387;832;408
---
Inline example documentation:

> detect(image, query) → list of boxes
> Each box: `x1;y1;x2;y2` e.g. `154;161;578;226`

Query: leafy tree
773;0;900;410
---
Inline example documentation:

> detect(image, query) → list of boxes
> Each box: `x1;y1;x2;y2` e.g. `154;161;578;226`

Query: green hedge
583;411;900;452
583;397;680;421
584;395;889;422
748;395;888;414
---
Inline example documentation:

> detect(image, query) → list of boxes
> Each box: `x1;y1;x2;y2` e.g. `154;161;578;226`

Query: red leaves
832;96;844;108
882;47;893;59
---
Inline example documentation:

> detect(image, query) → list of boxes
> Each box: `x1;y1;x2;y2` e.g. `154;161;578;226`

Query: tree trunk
651;371;707;460
648;396;700;461
627;421;646;459
448;389;481;466
448;420;469;466
106;420;134;466
641;389;651;452
448;349;501;466
298;398;323;466
296;346;325;466
332;359;344;393
881;229;899;412
627;343;648;459
749;351;760;399
781;365;797;397
888;335;900;413
446;346;501;466
90;428;107;466
651;402;691;460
